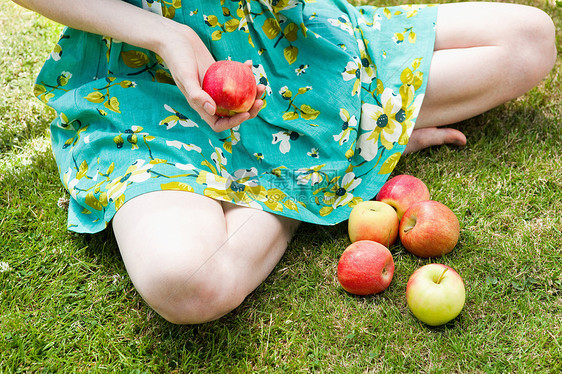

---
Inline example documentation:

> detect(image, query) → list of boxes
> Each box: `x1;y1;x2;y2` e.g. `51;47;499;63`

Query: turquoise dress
34;0;437;233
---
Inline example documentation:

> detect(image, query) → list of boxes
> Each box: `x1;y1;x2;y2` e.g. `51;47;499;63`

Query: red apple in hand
406;263;466;326
348;201;399;247
399;200;460;258
202;60;257;117
376;174;430;219
337;240;394;295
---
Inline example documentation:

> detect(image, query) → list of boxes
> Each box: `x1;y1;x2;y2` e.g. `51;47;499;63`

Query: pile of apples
337;175;466;326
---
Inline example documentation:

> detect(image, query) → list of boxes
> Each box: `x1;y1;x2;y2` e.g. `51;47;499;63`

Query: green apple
337;240;394;295
406;263;465;326
348;200;399;247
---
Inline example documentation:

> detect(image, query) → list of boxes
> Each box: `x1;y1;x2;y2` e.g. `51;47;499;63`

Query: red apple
202;60;257;117
399;200;460;258
337;240;394;295
376;174;430;219
406;263;466;326
348;201;399;247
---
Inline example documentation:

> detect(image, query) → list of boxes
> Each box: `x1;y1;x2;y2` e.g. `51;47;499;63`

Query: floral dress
34;0;437;233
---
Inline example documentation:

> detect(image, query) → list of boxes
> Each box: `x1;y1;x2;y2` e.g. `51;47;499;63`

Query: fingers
213;113;251;132
199;83;266;133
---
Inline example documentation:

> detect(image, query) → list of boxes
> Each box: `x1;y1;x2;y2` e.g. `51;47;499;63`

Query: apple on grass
202;60;257;117
337;240;394;296
348;200;399;247
399;200;460;258
376;174;430;219
406;263;466;326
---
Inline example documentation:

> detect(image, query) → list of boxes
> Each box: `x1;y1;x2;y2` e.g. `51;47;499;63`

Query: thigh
111;190;298;319
416;2;555;128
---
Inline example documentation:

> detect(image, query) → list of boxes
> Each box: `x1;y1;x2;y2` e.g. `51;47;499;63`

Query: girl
11;0;556;324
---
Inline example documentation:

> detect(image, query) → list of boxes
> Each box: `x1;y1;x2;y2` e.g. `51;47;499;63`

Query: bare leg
404;2;556;154
112;191;299;324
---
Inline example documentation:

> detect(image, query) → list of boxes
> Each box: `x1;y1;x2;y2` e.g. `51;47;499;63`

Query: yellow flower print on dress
220;126;241;154
260;0;300;14
83;78;136;114
357;88;403;162
280;86;320;120
258;3;303;65
204;3;253;43
106;159;155;210
34;71;72;104
197;168;267;209
393;27;417;44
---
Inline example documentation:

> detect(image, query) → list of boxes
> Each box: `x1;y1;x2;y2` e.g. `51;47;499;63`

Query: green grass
1;0;561;372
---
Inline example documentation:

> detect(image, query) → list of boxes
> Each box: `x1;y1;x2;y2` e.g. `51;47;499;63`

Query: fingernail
204;102;215;116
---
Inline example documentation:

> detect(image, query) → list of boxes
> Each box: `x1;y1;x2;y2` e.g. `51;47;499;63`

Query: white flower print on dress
328;14;354;35
323;172;361;208
166;140;203;153
333;108;357;146
342;55;374;96
296;164;326;186
160;105;198;129
272;130;303;154
357;88;403;161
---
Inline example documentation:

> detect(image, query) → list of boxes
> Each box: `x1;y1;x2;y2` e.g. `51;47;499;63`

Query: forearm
10;0;185;55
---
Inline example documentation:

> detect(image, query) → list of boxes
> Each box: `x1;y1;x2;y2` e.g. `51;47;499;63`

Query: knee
528;8;556;74
512;7;557;83
137;257;247;325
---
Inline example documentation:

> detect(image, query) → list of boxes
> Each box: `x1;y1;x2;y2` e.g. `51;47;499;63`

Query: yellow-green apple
202;60;257;116
337;240;394;295
399;200;460;258
348;201;399;247
376;174;430;219
406;263;465;326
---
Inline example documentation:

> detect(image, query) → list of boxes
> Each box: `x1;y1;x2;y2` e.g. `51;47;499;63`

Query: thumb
180;77;217;117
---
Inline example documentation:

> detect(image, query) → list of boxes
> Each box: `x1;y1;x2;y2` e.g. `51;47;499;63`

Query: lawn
1;0;561;372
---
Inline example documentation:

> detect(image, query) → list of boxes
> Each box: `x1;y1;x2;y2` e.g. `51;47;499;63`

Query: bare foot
403;127;467;155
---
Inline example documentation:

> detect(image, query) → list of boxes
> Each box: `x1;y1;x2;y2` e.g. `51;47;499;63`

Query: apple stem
402;218;416;234
436;268;448;284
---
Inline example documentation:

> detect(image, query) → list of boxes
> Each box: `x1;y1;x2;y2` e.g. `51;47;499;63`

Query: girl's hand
156;25;264;132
